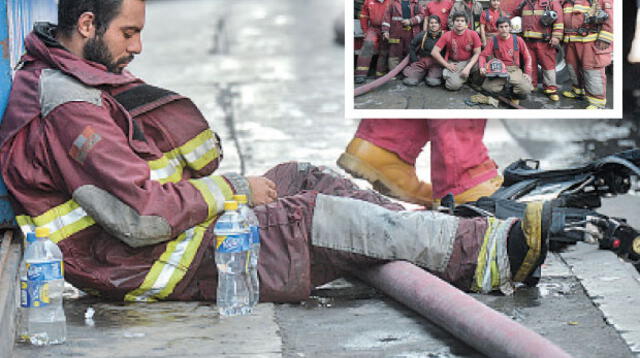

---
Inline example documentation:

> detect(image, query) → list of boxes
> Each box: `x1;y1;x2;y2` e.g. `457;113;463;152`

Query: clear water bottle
214;201;252;316
17;232;37;343
24;227;66;345
234;194;260;307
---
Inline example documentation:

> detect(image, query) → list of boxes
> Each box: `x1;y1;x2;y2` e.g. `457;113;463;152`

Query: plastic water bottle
214;201;252;316
17;232;37;343
23;227;66;345
234;194;261;307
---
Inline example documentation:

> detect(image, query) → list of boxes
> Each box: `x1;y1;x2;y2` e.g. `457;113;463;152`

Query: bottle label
216;234;249;253
26;260;64;281
21;280;50;307
251;226;260;244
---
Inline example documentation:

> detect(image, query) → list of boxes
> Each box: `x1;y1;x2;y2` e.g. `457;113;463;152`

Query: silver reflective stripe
197;176;226;213
183;138;217;164
392;16;404;21
149;157;182;181
382;22;391;27
311;194;459;273
497;218;517;295
135;227;195;301
43;206;89;235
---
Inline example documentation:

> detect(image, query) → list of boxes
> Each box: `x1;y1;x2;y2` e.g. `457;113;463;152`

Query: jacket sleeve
43;99;248;248
360;2;371;34
597;0;613;44
382;4;392;33
409;32;422;62
410;3;425;26
551;0;564;40
519;37;533;77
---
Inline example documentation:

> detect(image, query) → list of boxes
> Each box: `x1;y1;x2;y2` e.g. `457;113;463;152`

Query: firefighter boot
453;174;504;204
508;201;551;286
337;138;433;207
561;87;584;99
543;89;560;102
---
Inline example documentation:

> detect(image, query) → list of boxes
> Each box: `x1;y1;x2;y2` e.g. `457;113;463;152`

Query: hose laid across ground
354;55;409;97
356;261;573;358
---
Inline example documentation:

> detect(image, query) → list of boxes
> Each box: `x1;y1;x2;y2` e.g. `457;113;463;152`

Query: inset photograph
347;0;619;116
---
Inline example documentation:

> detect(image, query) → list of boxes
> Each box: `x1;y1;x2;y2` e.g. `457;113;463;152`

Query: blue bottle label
216;234;249;253
26;261;64;281
250;226;260;244
21;280;50;308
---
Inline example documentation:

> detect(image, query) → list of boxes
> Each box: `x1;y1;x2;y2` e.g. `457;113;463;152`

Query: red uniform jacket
562;0;613;46
360;0;391;33
382;0;424;37
479;35;533;77
512;0;564;41
0;24;251;302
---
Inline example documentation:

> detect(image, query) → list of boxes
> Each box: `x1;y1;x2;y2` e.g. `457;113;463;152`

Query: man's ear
77;12;97;38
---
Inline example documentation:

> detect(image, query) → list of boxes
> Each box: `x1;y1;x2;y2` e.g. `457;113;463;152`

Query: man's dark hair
57;0;124;37
428;15;441;24
496;16;511;27
451;12;467;23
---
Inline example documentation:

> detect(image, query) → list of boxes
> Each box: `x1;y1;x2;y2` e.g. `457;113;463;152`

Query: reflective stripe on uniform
148;149;184;184
124;222;210;302
586;95;606;105
563;6;574;13
522;9;545;15
179;129;220;171
16;199;96;244
391;16;404;21
189;175;233;219
356;66;370;71
523;31;545;39
563;34;598;43
598;31;613;42
553;23;564;30
472;217;518;294
388;38;401;44
572;4;591;12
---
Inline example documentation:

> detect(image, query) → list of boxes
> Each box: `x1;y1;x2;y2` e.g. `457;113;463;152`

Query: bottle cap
26;232;36;243
233;194;248;204
224;201;238;211
35;227;50;238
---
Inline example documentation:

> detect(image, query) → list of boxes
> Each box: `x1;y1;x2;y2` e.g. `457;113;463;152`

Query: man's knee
425;76;442;87
445;76;463;91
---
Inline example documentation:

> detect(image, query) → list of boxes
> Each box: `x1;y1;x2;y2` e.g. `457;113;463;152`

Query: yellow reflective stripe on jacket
572;4;591;12
563;6;573;13
124;222;210;302
522;9;545;15
472;217;500;292
563;34;598;42
189;175;233;219
148;148;184;184
16;200;96;244
179;129;220;171
599;31;613;42
523;31;545;39
388;38;401;44
553;23;564;30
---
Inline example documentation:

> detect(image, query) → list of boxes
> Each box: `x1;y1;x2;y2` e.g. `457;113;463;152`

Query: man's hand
247;176;278;206
595;40;610;51
548;37;560;48
383;32;390;40
480;67;487;76
446;63;458;72
460;67;470;79
401;19;411;26
523;73;531;83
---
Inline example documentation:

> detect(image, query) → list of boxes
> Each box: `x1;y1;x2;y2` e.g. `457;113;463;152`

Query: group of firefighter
355;0;613;109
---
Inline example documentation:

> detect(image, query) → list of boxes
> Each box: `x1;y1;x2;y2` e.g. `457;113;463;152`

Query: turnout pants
403;56;444;86
356;28;389;79
388;28;414;71
525;40;558;92
564;41;611;108
354;119;497;199
482;66;533;97
180;162;514;302
442;60;479;91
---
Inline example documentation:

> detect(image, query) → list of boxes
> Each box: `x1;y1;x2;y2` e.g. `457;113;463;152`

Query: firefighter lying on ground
355;0;391;84
431;12;482;91
560;0;613;109
0;0;548;302
403;15;445;87
479;17;534;105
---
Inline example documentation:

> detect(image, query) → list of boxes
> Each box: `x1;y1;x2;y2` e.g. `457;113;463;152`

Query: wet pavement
12;0;640;357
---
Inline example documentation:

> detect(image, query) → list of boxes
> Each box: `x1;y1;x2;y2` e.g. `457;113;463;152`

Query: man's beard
83;36;134;74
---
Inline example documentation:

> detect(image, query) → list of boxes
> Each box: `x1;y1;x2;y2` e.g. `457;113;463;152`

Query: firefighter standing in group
512;0;564;102
560;0;613;109
479;0;505;47
449;0;483;32
355;0;391;84
424;0;453;31
382;0;424;72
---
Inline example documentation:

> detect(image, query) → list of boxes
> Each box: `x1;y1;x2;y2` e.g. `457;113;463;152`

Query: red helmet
485;58;509;78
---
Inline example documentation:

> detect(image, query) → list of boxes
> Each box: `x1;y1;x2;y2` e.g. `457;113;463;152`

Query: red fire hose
354;56;410;97
356;261;573;358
